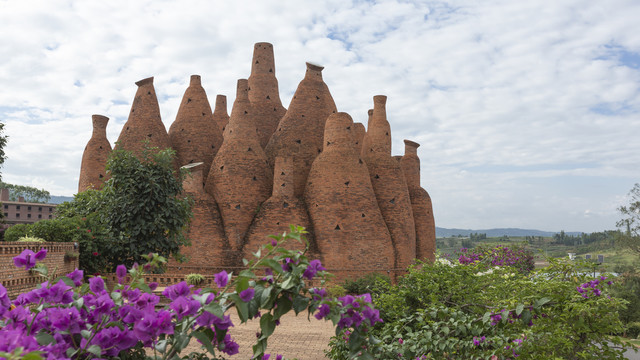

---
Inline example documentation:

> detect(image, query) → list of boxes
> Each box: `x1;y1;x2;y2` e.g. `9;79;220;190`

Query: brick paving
183;308;336;360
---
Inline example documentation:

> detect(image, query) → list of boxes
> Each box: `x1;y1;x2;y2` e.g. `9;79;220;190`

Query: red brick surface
248;42;287;149
115;77;172;156
212;94;230;134
402;140;436;262
265;62;337;198
0;242;78;298
78;115;112;192
205;79;273;251
168;75;224;179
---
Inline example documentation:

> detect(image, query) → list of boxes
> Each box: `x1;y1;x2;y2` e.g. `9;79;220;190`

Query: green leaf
235;277;250;293
516;303;524;316
87;345;102;357
36;332;54;345
58;276;76;287
192;330;217;356
293;296;310;314
273;295;293;319
204;302;225;319
534;297;551;309
81;329;92;339
260;313;276;338
231;294;249;322
260;286;273;308
482;312;491;324
22;352;45;360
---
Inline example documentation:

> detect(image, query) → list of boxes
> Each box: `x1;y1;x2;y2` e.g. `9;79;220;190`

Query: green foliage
327;254;632;359
0;181;51;203
326;285;347;298
626;322;640;339
57;144;192;273
185;273;205;286
342;272;390;296
611;267;640;329
17;236;45;243
617;183;640;255
0;121;7;179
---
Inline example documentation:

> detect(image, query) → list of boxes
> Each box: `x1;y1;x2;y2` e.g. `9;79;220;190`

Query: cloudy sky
1;0;639;233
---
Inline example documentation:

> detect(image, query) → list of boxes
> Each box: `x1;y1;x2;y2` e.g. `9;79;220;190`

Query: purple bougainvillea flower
163;281;192;301
89;276;105;294
170;296;200;320
220;334;239;355
148;282;158;291
116;265;127;284
314;304;331;320
214;271;229;288
67;269;84;287
303;259;326;280
362;306;382;326
239;288;255;302
13;249;37;270
212;314;234;331
34;248;47;261
0;284;11;316
45;280;74;304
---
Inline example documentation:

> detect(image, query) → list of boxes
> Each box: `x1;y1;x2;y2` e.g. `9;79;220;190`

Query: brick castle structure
78;42;436;281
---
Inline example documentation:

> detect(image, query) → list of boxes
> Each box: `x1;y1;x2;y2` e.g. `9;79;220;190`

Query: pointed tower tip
190;75;201;85
404;139;420;148
306;62;324;72
236;79;249;99
373;95;387;105
135;77;154;87
91;114;109;122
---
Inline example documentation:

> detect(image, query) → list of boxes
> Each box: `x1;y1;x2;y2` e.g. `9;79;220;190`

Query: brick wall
0;242;79;298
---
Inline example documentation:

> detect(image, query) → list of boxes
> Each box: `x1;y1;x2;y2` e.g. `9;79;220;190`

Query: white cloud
1;0;639;233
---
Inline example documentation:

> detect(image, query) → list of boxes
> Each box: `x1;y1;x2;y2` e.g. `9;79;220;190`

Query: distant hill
49;195;74;204
436;227;583;238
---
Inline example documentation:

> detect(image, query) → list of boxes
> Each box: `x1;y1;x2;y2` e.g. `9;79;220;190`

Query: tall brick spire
304;112;393;280
115;77;171;156
248;42;287;148
212;94;230;134
205;79;273;251
78;115;112;192
168;75;223;180
401;140;436;262
265;62;337;197
362;96;416;273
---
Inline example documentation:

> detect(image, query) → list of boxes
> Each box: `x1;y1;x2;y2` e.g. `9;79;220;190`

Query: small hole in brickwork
252;176;257;181
266;95;270;99
359;159;363;164
295;139;301;144
375;174;380;179
315;96;320;100
344;181;350;186
147;91;151;95
181;128;185;131
281;183;285;187
386;132;389;136
235;205;241;209
99;146;102;149
247;147;252;152
187;98;192;103
276;222;280;225
327;141;331;146
301;114;305;117
189;160;194;163
202;112;206;116
293;96;296;99
274;108;277;111
147;133;153;137
131;109;134;113
361;213;365;217
126;126;130;130
187;139;191;143
389;197;396;204
211;145;215;149
283;202;289;208
244;111;248;114
220;166;224;170
281;171;285;175
99;174;104;178
335;224;341;230
269;68;273;72
346;126;351;130
255;60;259;64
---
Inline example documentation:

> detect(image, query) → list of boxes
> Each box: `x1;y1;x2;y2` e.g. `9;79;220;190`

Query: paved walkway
183;309;336;360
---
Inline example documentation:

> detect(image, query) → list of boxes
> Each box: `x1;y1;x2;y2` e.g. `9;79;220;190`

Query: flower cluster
315;293;382;331
13;248;47;270
455;245;535;274
576;275;612;299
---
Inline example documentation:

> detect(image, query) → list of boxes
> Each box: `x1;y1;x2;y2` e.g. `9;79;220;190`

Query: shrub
627;322;640;339
17;236;45;243
326;284;347;298
342;272;390;296
185;273;205;286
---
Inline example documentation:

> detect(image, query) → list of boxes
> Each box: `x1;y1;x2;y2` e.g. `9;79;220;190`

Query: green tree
0;121;7;178
0;182;51;203
57;144;192;272
617;183;640;256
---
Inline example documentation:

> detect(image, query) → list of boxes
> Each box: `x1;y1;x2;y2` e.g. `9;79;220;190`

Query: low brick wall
0;242;79;298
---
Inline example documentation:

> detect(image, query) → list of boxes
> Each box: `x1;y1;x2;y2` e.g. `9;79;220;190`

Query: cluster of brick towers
78;42;435;280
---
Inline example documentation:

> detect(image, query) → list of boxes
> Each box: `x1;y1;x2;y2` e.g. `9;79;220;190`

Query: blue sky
1;0;639;233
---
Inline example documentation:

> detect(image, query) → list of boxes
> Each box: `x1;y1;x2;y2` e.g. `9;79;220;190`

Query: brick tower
265;62;337;197
212;94;230;134
243;156;317;259
115;77;171;155
361;96;416;272
78;115;112;192
304;112;393;281
168;162;231;272
205;79;273;251
401;140;436;262
352;122;366;154
168;75;223;179
248;42;287;149
360;109;374;158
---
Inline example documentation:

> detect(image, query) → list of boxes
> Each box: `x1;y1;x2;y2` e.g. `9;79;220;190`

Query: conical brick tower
360;109;373;158
265;62;337;197
168;75;224;179
401;140;436;262
362;96;416;272
205;79;273;251
213;94;230;134
168;162;232;272
116;77;171;155
243;156;317;259
248;42;287;148
78;115;112;192
304;112;393;281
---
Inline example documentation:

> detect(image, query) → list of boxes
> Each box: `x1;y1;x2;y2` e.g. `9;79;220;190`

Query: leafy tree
0;121;7;179
56;144;193;272
617;183;640;255
0;182;51;203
